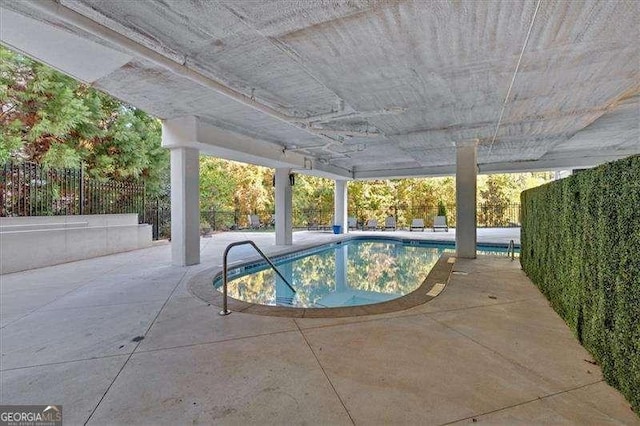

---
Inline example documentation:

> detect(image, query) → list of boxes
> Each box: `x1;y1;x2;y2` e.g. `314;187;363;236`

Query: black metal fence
1;162;144;217
346;203;520;229
477;203;521;227
2;162;521;240
143;196;171;240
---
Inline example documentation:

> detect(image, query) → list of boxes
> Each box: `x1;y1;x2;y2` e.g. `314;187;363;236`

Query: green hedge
521;155;639;414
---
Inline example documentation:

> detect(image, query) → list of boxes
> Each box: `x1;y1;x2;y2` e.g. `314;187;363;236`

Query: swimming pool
214;237;518;309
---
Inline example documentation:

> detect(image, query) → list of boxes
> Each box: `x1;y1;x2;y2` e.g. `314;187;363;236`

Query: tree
200;157;238;211
293;174;333;226
0;46;168;195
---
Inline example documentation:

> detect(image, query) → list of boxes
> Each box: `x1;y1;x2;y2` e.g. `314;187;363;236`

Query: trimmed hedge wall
521;155;639;414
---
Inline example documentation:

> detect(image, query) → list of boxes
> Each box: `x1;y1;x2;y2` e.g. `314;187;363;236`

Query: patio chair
384;216;396;231
410;218;425;231
248;214;262;229
433;215;448;232
364;219;378;230
348;216;358;230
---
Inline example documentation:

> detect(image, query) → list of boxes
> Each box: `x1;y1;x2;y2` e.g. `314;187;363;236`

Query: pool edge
187;237;457;318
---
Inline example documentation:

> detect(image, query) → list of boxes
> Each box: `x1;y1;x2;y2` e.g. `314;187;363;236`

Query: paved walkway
1;230;636;425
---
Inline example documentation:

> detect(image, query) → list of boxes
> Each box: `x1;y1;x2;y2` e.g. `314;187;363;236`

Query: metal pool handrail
219;240;296;316
507;239;515;261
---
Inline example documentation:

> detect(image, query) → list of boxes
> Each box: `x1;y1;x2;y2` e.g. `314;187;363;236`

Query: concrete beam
161;117;352;180
353;165;456;180
0;6;132;84
477;151;640;174
352;150;639;180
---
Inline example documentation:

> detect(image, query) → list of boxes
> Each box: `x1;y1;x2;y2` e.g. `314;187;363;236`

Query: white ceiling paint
1;0;638;179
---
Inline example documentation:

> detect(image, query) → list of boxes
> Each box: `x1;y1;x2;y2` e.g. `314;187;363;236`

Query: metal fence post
141;185;146;224
155;198;160;240
79;165;85;215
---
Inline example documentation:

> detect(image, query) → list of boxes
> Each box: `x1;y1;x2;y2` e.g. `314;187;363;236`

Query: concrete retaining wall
0;214;152;274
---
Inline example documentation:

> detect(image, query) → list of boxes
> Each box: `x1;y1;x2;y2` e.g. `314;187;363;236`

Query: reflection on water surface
222;240;442;308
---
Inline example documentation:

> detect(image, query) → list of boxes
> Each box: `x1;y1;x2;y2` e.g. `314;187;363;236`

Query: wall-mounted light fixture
271;173;296;186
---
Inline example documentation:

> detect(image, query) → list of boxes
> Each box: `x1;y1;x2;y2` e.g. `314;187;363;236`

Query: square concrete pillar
170;147;200;266
275;168;293;245
334;180;348;234
455;140;478;259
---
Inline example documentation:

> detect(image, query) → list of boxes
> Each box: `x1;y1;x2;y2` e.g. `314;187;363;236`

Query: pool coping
188;235;458;318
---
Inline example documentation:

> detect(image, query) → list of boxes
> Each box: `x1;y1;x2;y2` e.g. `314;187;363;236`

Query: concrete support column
334;180;348;234
170;147;200;266
455;140;478;259
275;168;293;245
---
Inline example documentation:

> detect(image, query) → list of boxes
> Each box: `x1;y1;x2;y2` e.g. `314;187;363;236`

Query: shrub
437;200;447;217
521;155;639;414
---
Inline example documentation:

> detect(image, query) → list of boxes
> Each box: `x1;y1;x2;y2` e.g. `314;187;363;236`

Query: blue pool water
214;238;518;309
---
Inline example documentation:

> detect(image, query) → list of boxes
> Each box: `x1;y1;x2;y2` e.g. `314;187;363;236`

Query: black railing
144;207;338;240
1;162;521;241
143;197;171;240
338;203;521;229
1;162;144;218
477;203;521;228
294;208;333;229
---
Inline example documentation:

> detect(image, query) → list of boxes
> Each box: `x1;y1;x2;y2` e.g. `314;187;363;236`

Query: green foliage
437;200;447;217
477;173;551;226
0;46;168;195
199;158;274;227
40;143;82;169
520;155;640;414
293;174;334;226
348;177;457;226
200;157;238;211
197;157;553;230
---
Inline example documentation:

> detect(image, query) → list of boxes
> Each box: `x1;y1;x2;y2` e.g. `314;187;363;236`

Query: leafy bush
521;155;639;414
437;200;447;217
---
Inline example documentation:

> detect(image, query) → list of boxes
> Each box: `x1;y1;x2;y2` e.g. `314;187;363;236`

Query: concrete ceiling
1;0;638;179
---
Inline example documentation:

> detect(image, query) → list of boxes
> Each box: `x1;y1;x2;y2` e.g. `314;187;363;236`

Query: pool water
214;238;518;309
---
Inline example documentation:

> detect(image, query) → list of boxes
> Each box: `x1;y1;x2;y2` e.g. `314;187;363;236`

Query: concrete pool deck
1;229;637;425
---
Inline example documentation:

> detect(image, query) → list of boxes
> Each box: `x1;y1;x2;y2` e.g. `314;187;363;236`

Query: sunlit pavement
1;229;637;425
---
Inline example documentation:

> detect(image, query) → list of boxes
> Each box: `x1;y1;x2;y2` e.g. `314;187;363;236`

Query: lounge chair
410;218;425;231
384;216;396;231
365;219;378;230
433;215;448;232
248;214;262;229
348;216;358;230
